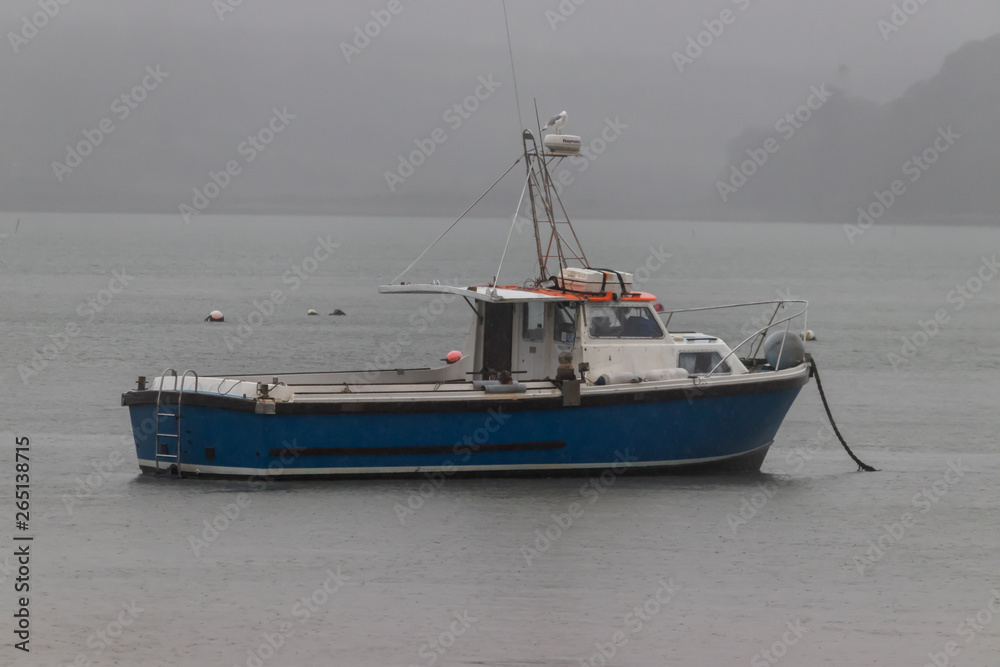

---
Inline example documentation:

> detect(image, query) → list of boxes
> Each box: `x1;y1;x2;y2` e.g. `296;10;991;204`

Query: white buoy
307;309;318;316
206;310;224;322
801;330;816;341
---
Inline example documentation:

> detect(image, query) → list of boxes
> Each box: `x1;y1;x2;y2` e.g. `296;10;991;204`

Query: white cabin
379;283;747;385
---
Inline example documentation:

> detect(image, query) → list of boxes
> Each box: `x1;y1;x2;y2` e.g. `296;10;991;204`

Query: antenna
501;0;524;132
533;98;543;144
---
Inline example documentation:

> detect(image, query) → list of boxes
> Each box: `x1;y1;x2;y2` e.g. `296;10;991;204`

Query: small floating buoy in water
801;329;816;341
329;309;346;316
444;351;462;364
307;309;318;316
653;303;665;313
205;310;224;322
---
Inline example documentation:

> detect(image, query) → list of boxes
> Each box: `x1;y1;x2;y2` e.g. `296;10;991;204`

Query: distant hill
708;35;1000;224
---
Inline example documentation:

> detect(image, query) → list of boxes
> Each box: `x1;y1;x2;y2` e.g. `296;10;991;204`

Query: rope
390;157;521;285
806;353;878;472
493;171;531;287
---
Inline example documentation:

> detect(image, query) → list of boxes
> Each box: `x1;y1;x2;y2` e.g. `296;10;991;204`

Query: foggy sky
2;0;998;222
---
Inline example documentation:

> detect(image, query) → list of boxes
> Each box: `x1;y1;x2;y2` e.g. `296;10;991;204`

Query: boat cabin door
481;302;513;375
513;301;579;381
478;301;579;380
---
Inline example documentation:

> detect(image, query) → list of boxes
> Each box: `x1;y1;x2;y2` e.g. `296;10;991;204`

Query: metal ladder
154;369;198;478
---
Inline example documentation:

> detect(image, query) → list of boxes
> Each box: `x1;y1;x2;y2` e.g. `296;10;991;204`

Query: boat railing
659;299;809;378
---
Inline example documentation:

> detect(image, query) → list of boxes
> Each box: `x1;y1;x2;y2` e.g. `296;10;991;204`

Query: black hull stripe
269;441;565;458
122;368;808;415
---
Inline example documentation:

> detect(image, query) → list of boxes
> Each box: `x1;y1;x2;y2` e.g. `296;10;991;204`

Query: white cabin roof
379;283;658;303
379;284;573;303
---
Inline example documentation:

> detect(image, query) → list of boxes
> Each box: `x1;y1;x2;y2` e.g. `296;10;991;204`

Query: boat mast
520;130;589;286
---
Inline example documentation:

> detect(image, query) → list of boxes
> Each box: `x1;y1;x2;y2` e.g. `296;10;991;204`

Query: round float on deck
763;331;806;369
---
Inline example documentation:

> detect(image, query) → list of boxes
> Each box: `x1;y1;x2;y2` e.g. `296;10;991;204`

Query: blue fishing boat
122;122;812;478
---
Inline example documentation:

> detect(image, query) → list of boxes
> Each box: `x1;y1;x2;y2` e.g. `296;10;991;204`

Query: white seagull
542;110;568;134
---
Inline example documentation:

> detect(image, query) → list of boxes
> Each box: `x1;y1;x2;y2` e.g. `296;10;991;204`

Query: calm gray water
1;213;998;666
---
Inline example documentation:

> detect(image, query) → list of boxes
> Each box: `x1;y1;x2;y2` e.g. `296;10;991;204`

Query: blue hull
126;379;805;478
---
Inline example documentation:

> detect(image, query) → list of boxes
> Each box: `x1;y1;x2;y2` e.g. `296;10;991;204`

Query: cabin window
678;351;731;375
587;305;663;339
521;302;545;341
554;303;577;342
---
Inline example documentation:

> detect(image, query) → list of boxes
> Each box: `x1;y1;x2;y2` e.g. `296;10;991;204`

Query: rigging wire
493;171;532;288
390;157;522;285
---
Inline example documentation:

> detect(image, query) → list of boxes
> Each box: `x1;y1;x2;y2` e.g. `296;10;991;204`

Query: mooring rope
805;353;878;472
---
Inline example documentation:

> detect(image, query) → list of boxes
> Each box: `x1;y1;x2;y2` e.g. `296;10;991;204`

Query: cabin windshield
587;305;663;339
